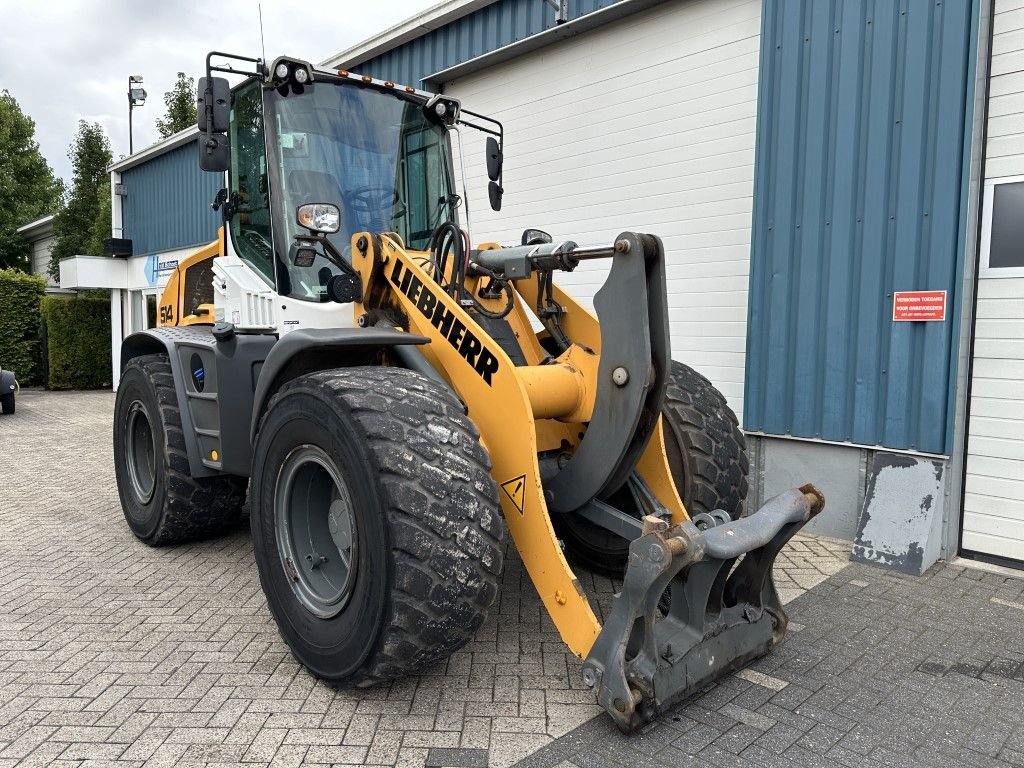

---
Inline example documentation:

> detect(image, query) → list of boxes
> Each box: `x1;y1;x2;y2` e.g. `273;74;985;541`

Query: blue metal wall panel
353;0;620;85
120;141;222;256
745;0;977;454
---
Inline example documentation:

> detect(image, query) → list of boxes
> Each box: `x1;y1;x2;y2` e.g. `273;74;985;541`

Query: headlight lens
296;203;341;234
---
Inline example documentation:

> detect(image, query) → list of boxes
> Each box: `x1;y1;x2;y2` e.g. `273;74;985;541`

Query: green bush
0;268;46;384
40;295;112;390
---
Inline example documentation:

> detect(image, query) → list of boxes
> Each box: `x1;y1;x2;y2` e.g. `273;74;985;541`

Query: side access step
582;485;825;731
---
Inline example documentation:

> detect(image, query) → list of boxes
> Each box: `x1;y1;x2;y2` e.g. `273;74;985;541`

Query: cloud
0;0;437;181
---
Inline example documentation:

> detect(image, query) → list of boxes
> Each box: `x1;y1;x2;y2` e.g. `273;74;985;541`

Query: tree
156;72;197;138
50;121;112;278
86;179;112;258
0;91;63;271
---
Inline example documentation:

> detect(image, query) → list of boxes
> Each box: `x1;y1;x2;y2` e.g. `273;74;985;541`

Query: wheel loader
112;52;824;731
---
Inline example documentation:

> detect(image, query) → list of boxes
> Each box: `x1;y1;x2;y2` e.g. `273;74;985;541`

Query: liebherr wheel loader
112;52;825;731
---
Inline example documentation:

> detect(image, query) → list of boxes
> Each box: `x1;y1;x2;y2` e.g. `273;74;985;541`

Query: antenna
258;3;267;67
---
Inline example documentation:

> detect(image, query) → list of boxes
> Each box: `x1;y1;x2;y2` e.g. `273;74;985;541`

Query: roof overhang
109;127;199;174
15;214;55;240
424;0;666;86
59;256;128;290
320;0;500;70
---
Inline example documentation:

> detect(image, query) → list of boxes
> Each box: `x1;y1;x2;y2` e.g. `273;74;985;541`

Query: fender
121;327;276;478
122;327;430;478
249;328;428;444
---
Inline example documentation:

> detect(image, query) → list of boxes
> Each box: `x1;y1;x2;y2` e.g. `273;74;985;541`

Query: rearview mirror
488;181;503;212
197;77;230;133
485;136;502;182
198;132;230;172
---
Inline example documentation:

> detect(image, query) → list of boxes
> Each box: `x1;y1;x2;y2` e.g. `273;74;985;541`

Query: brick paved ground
1;390;851;767
516;561;1024;768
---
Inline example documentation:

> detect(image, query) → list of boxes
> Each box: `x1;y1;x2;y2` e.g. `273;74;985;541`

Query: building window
980;176;1024;278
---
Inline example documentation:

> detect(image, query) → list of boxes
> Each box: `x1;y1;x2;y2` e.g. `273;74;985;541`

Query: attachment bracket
583;485;825;731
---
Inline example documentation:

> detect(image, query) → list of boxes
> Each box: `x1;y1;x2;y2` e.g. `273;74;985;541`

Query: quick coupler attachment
582;485;825;732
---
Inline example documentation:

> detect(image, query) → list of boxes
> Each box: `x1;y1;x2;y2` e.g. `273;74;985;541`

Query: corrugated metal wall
744;0;978;455
353;0;622;85
120;141;222;257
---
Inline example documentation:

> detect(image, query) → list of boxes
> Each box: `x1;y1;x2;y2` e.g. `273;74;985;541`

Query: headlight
275;62;290;79
296;203;341;234
294;67;309;84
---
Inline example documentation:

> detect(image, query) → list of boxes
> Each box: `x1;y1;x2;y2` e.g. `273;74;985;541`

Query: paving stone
424;746;490;767
734;669;788;691
717;703;775;732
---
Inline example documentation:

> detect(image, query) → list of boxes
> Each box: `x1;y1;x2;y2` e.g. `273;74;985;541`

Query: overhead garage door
442;0;762;420
961;0;1024;566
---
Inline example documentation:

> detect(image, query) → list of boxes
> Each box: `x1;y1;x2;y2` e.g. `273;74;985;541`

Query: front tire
1;393;14;414
250;367;504;686
113;354;247;545
556;360;748;576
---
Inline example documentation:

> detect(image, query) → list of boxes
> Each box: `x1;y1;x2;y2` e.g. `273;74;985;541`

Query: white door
443;0;762;419
128;289;159;332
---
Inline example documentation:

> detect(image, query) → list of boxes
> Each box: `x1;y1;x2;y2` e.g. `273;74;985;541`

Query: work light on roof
294;67;309;84
275;62;290;79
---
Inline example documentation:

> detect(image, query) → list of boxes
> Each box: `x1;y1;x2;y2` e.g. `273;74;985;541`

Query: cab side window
229;81;275;286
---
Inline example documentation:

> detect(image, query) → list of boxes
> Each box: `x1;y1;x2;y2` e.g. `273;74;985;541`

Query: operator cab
197;53;503;311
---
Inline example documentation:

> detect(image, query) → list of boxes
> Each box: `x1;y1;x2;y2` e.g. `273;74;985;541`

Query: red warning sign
893;290;946;322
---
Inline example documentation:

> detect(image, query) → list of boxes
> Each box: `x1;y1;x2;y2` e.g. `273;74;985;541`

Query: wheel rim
125;401;157;503
275;445;358;618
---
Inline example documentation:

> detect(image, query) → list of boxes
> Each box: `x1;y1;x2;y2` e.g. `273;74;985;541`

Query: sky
0;0;436;183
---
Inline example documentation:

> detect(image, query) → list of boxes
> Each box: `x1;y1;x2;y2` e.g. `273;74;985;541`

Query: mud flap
582;485;825;732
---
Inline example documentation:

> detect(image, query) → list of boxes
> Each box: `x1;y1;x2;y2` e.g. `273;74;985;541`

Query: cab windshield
233;78;456;301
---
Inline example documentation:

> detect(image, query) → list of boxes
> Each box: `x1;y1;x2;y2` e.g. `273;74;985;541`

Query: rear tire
556;360;748;577
661;361;749;517
250;367;504;686
1;393;14;414
113;354;247;545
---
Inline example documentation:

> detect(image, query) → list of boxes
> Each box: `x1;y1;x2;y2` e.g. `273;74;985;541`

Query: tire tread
125;355;246;545
662;360;749;518
262;368;504;686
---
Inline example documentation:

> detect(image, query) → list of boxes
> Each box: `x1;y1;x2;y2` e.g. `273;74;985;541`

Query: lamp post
127;75;146;154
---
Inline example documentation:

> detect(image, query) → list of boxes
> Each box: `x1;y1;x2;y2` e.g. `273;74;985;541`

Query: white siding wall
986;0;1024;179
31;234;56;286
443;0;761;419
962;0;1024;562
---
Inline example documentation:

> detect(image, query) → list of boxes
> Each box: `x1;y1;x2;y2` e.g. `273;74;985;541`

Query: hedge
40;295;112;390
0;269;46;385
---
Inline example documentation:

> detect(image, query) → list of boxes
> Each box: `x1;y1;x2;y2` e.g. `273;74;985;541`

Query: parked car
1;366;16;414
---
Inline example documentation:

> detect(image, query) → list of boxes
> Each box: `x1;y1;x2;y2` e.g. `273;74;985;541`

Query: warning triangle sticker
500;474;527;515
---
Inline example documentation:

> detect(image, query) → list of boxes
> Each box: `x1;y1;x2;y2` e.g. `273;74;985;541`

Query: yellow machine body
156;229;223;328
351;232;688;658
